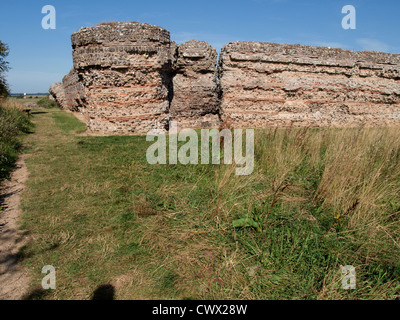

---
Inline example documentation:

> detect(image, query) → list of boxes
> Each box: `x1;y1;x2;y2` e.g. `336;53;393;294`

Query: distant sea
10;93;49;96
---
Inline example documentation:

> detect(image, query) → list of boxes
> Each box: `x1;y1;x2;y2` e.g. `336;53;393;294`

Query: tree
0;41;10;97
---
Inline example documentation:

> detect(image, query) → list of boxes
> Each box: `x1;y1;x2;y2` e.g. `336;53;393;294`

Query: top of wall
71;22;171;48
220;41;400;73
174;40;217;74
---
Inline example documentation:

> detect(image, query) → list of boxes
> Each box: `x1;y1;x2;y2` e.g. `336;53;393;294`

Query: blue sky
1;0;399;93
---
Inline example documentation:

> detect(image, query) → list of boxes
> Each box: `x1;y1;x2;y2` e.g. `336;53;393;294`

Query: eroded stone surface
218;42;400;127
71;22;175;134
50;23;400;134
170;40;220;128
62;69;85;112
49;82;66;109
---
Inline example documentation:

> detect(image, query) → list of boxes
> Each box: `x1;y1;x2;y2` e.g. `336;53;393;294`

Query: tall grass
215;127;400;298
0;99;32;180
19;108;400;299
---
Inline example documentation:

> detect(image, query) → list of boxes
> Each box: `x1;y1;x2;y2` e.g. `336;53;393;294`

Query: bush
37;97;57;109
0;101;32;180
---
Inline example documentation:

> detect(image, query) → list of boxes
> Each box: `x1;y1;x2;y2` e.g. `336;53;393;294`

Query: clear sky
1;0;399;93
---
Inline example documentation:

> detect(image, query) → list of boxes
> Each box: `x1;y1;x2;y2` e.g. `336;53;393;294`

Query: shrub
37;97;57;109
0;101;32;180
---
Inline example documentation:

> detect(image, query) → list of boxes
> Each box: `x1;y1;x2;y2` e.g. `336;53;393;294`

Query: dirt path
0;154;30;300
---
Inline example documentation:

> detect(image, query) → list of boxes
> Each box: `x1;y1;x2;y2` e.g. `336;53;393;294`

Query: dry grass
18;107;400;300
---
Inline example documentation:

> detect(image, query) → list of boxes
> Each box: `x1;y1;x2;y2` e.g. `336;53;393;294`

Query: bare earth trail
0;154;30;300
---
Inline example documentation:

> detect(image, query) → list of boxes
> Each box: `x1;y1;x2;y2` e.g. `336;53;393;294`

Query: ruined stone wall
170;40;220;128
218;42;400;127
71;22;174;134
50;22;400;134
49;70;85;112
49;82;66;109
62;69;85;112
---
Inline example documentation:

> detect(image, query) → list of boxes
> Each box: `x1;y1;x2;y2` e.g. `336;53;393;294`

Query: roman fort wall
50;22;400;134
218;41;400;127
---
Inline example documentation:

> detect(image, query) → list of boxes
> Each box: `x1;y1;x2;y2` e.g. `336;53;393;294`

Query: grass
8;96;45;104
18;108;400;300
36;97;57;109
0;98;32;181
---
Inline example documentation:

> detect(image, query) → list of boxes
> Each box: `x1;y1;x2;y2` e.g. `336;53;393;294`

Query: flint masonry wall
170;40;220;128
49;71;84;112
219;42;400;127
49;82;65;109
62;69;85;112
50;22;400;134
71;22;174;134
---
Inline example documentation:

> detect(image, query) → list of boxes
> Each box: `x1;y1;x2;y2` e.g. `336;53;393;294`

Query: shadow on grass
91;284;115;300
22;287;50;300
30;112;48;116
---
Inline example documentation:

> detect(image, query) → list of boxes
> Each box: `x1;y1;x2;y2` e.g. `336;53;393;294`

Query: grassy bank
20;108;400;300
0;99;32;181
